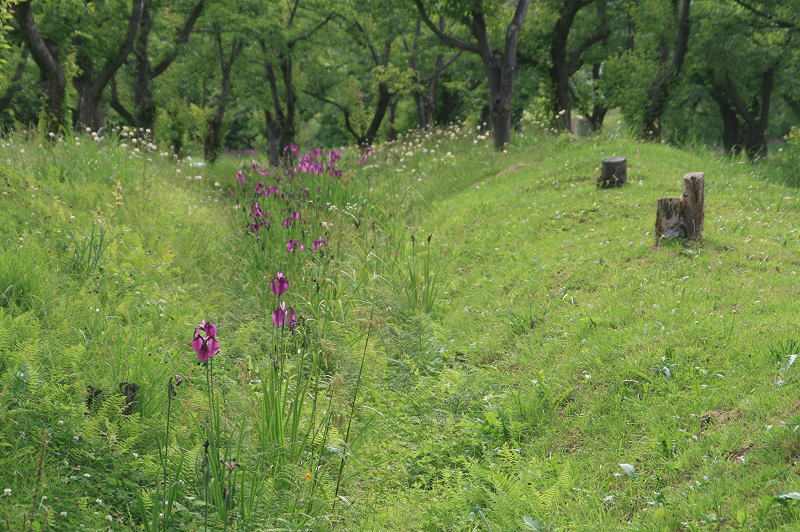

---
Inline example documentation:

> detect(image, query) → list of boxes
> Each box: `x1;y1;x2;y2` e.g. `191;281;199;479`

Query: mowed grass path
358;137;800;530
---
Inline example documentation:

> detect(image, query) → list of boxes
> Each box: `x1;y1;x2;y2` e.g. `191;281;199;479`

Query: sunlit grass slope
356;133;800;530
2;126;800;531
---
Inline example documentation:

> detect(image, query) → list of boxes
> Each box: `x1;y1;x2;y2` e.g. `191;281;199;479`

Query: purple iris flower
284;144;298;157
312;238;328;251
270;272;289;296
272;301;296;328
251;203;265;218
250;222;261;232
236;171;247;186
192;320;220;363
286;240;304;252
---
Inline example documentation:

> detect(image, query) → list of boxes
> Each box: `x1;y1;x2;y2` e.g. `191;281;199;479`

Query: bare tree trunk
548;1;610;133
485;58;514;148
113;0;204;129
641;0;691;140
387;98;400;141
414;0;530;149
204;35;242;163
133;0;156;129
13;0;67;135
708;87;742;155
73;0;145;130
265;110;281;167
361;82;391;146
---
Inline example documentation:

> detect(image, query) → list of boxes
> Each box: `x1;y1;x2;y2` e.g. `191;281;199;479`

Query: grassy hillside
1;127;799;530
357;133;800;530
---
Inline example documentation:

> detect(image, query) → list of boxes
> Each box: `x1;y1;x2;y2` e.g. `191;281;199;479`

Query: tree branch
413;0;481;54
92;0;145;94
12;1;62;80
729;0;796;29
289;12;336;46
504;0;531;64
303;89;359;140
109;76;136;123
724;72;756;124
152;0;206;77
566;1;609;74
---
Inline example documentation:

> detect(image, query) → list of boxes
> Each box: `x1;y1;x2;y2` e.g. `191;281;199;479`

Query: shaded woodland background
0;0;798;162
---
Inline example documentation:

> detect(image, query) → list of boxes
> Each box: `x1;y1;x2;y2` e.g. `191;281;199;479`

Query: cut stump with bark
655;172;705;246
681;172;705;240
598;156;627;188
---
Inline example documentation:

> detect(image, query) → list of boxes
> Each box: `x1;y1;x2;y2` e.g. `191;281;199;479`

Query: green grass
1;126;800;530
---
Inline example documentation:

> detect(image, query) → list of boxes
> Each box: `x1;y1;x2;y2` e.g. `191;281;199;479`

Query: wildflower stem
332;306;374;511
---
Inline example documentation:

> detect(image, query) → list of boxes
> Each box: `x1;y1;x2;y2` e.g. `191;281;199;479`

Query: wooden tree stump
655;172;705;246
682;172;705;240
598;156;627;188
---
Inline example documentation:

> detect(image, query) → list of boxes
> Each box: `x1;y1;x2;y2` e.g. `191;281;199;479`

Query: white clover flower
3;488;10;496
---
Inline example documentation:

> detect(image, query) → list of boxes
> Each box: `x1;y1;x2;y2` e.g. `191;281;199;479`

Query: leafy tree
109;0;206;129
413;0;531;149
256;1;335;165
547;0;611;132
640;0;691;140
72;0;144;130
403;16;463;130
690;0;797;158
11;0;68;134
305;2;414;146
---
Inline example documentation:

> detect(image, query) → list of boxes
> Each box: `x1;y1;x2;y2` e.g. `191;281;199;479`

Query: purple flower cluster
270;272;298;330
191;320;220;363
250;202;269;232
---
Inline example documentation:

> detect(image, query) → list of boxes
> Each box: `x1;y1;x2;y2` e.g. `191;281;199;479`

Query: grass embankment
1;128;799;530
357;133;800;530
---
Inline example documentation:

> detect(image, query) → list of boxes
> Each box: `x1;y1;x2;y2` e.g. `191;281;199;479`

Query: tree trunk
130;0;204;129
72;0;145;130
204;36;240;163
262;49;297;163
360;82;391;146
265;110;281;167
387;98;399;141
655;172;705;246
549;0;581;132
708;84;742;155
655;198;684;246
588;102;607;131
598;156;627;188
204;112;224;163
485;56;514;149
13;0;67;135
413;0;529;149
133;0;156;129
75;88;105;131
681;172;704;240
641;0;691;140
